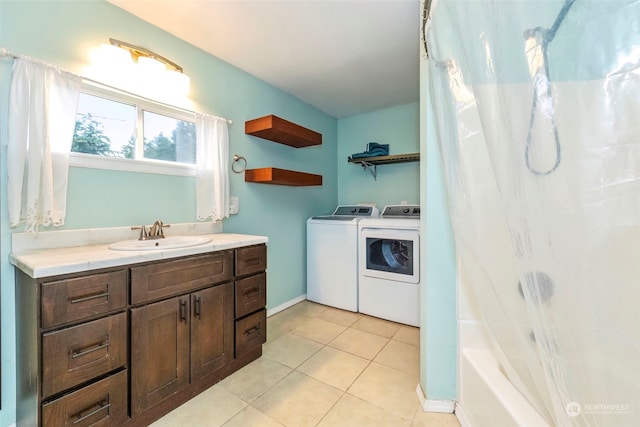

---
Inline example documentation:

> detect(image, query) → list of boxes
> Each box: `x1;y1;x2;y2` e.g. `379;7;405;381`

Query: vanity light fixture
91;38;191;98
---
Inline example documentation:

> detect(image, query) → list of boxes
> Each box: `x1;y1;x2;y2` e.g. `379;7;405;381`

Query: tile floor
151;300;461;427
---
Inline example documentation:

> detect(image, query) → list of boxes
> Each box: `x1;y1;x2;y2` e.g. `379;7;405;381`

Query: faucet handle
131;225;148;240
159;222;170;237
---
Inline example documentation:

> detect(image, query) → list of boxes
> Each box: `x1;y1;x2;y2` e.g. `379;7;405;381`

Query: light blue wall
337;103;420;209
419;48;457;399
0;1;337;425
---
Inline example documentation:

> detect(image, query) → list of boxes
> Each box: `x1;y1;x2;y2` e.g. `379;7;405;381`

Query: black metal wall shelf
348;153;420;180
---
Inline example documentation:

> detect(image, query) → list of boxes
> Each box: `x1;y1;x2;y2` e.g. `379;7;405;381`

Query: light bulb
166;69;191;97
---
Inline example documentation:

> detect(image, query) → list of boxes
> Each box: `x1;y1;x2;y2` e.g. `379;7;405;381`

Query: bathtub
456;348;550;427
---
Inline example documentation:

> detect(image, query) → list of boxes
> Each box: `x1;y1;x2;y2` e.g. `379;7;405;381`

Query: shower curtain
425;1;640;426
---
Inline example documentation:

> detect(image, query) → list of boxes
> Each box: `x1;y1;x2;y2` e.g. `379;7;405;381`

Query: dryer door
360;228;420;284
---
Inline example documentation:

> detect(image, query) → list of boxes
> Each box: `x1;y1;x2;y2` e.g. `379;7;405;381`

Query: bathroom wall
0;1;337;425
337;102;420;209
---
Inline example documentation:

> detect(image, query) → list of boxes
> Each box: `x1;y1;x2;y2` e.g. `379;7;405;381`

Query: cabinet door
130;296;189;415
191;282;234;379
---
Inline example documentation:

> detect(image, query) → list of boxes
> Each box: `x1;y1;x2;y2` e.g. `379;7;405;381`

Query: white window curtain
195;113;229;221
7;57;82;234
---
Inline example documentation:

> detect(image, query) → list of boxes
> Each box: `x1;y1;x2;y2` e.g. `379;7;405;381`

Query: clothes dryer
358;205;420;326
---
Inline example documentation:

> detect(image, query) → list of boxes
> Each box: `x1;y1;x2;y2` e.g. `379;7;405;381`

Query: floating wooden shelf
245;115;322;148
347;153;420;165
245;167;322;186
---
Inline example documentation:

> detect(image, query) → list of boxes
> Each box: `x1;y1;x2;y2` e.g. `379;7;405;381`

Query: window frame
69;81;197;177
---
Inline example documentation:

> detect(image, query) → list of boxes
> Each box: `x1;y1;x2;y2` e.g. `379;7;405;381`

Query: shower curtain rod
0;47;233;125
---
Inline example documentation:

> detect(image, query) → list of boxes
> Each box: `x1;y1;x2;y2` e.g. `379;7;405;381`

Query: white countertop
11;233;268;279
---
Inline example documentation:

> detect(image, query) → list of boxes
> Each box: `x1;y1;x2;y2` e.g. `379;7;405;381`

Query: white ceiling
107;0;420;118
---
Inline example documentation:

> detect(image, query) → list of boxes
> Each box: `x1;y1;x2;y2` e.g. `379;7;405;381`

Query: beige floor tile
374;339;420;376
219;357;291;403
286;300;330;318
263;332;323;368
393;325;420;346
223;406;285;427
348;362;420;420
329;327;389;360
267;308;311;342
151;385;246;426
412;409;461;427
318;393;411;427
291;316;348;344
352;315;402;338
252;371;343;427
319;306;362;326
297;346;369;391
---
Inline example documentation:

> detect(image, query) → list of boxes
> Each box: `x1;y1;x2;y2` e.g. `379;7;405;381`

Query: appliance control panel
332;205;379;217
381;205;420;218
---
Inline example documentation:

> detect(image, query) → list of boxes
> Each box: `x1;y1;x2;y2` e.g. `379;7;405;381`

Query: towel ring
232;154;247;173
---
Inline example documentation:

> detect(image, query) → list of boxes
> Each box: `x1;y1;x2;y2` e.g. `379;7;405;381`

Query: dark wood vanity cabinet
130;282;234;415
16;243;267;427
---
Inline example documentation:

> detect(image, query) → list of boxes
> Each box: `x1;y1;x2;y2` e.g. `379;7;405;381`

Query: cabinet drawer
235;245;267;276
41;270;127;329
235;309;267;356
42;313;127;398
235;273;266;318
131;251;233;304
42;370;128;427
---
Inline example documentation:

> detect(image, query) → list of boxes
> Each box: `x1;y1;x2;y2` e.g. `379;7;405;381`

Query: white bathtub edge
454;405;473;427
460;348;550;427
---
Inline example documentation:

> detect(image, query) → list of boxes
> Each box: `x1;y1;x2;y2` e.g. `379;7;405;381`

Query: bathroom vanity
11;232;267;427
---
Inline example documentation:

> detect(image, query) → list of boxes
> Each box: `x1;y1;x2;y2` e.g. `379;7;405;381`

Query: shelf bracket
360;161;377;180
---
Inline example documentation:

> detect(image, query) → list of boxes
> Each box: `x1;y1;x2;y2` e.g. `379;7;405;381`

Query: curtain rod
0;47;232;125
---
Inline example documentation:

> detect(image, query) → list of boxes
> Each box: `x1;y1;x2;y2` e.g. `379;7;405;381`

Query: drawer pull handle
244;324;261;336
70;290;110;304
72;399;110;424
194;296;201;319
71;340;110;359
180;299;187;322
244;287;260;298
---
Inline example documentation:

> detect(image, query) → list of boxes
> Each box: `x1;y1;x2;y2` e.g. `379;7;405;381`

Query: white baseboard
267;294;307;317
454;405;472;427
415;383;456;413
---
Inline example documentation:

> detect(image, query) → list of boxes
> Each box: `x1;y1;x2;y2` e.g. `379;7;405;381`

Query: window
70;83;197;176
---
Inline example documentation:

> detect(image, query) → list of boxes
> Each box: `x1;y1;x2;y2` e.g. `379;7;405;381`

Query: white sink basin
108;236;212;251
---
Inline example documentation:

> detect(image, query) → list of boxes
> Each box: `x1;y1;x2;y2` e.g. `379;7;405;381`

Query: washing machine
358;205;420;326
307;205;378;312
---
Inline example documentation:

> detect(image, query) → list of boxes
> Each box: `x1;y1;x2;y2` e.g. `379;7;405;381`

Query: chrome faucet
148;220;169;239
131;220;170;240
